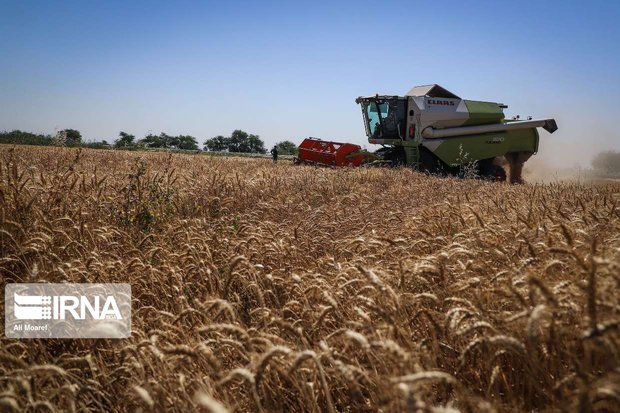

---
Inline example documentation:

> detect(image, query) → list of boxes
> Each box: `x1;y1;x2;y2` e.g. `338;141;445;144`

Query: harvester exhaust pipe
421;118;558;139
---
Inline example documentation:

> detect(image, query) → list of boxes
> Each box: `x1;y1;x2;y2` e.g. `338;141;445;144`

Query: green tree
0;130;52;146
63;129;82;146
167;134;180;149
247;134;267;154
115;131;136;148
203;131;266;153
138;133;199;150
228;129;249;152
177;135;199;150
275;140;298;155
226;130;266;153
140;133;166;148
204;135;229;151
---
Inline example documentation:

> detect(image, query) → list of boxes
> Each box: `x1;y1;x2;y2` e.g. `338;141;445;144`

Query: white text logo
6;283;131;339
14;293;122;320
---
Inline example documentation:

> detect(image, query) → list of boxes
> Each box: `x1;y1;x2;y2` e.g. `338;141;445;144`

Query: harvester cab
358;96;407;141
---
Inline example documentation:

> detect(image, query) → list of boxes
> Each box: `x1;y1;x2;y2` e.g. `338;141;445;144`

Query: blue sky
1;0;619;165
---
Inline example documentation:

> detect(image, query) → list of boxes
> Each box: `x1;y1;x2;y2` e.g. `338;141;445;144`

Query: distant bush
275;140;298;155
83;140;112;150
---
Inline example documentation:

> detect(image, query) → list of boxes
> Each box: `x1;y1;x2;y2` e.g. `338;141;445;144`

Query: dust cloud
521;157;596;183
521;119;619;183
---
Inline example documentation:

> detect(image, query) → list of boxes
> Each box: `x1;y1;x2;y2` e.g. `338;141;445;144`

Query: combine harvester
295;84;558;182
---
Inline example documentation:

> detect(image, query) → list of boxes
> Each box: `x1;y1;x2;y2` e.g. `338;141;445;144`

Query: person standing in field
270;145;278;162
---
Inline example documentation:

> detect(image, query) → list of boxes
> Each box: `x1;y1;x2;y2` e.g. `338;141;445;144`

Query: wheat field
0;145;619;412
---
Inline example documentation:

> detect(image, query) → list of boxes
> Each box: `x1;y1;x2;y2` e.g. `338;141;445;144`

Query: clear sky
1;0;619;165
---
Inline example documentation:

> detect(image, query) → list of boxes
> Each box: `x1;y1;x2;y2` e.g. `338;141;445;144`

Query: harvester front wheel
375;146;406;166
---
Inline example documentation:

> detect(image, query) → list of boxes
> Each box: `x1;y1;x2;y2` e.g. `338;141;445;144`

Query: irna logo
6;283;131;339
14;293;122;320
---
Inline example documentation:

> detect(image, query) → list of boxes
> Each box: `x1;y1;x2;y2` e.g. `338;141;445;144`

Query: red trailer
294;137;373;167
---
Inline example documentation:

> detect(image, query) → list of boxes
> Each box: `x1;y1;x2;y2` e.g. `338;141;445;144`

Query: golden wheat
0;145;618;412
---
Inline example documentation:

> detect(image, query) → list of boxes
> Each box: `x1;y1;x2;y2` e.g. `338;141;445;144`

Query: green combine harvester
296;84;557;183
357;84;558;182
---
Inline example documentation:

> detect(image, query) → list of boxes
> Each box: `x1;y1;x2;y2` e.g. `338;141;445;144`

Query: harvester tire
505;152;533;184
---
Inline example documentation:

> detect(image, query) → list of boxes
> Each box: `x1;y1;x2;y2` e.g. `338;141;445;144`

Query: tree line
0;129;299;155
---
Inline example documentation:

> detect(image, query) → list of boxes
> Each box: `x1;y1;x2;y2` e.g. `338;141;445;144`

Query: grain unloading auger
295;84;558;182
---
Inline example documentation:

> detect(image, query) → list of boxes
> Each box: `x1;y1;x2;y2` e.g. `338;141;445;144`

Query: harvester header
295;138;374;167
